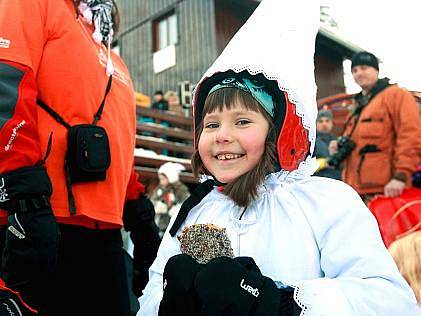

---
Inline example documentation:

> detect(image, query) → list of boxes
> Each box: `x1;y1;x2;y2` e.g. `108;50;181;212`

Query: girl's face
198;104;269;183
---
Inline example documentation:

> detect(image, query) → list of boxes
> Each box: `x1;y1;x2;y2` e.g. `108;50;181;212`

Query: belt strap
2;196;51;214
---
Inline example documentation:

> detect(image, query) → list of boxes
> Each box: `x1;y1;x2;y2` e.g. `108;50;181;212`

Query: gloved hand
0;279;37;315
194;256;301;316
2;208;60;288
159;254;202;316
0;166;60;292
123;195;161;297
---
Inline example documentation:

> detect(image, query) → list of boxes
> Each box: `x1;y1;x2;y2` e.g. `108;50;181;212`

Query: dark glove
2;208;60;288
194;256;301;316
0;166;60;290
0;290;37;315
159;254;202;316
0;280;38;315
123;195;161;297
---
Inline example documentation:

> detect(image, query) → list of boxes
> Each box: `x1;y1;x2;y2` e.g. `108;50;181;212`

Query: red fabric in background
368;188;421;247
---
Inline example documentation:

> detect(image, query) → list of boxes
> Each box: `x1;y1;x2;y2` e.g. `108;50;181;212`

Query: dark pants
1;224;131;316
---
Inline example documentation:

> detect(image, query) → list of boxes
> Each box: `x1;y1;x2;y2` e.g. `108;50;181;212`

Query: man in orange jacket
331;52;421;200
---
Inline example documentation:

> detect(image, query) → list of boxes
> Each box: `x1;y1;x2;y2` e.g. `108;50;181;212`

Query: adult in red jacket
333;52;421;200
0;0;159;314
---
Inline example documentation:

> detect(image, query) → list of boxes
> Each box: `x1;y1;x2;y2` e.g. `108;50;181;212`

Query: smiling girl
137;0;417;315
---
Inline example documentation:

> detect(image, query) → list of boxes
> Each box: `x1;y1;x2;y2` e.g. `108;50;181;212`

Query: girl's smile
215;152;245;160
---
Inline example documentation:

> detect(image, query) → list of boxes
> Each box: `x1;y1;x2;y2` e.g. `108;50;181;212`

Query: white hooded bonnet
158;162;186;184
192;0;320;182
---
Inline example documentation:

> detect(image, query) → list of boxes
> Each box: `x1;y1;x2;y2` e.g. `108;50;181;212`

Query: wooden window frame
152;9;178;52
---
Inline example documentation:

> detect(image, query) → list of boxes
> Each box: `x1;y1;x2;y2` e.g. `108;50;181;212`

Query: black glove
0;288;37;316
194;256;301;316
123;195;161;297
0;166;60;292
0;290;35;315
159;254;202;316
2;209;60;286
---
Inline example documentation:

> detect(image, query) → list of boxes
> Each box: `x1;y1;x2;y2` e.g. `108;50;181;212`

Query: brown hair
191;88;277;208
111;0;120;34
388;231;421;303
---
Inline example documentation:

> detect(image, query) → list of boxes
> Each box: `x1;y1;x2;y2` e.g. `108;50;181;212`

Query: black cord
239;206;248;220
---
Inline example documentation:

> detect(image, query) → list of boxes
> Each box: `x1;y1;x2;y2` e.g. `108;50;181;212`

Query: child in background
151;162;189;236
164;91;182;114
137;0;417;315
389;231;421;304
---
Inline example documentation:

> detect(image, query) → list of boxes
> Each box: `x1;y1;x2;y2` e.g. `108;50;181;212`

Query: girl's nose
215;125;233;144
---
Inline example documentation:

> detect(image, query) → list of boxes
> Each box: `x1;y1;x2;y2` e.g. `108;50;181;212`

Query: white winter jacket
138;174;418;315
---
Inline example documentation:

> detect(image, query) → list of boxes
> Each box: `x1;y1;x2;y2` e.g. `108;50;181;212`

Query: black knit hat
351;52;379;71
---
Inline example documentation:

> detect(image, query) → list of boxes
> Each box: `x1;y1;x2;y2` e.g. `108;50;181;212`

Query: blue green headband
207;77;275;117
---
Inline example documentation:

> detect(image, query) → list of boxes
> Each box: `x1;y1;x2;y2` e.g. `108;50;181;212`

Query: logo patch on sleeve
0;37;11;49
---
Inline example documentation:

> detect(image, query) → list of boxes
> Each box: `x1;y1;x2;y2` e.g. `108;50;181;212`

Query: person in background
123;173;161;299
334;51;421;201
0;0;159;314
314;110;341;180
151;90;168;111
151;162;189;236
164;90;183;114
388;231;421;305
163;91;187;156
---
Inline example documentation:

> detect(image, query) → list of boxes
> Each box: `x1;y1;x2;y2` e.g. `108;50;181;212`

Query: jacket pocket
358;116;385;138
357;151;391;187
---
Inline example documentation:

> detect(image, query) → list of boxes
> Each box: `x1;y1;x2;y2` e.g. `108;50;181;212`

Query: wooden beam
137;107;193;127
136;135;194;154
135;166;198;184
134;155;192;171
137;123;194;141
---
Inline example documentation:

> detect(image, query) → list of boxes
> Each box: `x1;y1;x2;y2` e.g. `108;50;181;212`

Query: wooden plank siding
314;48;346;99
118;0;355;100
136;107;193;127
118;0;219;96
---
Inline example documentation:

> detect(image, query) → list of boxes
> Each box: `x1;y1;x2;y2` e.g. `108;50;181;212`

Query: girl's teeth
217;154;242;160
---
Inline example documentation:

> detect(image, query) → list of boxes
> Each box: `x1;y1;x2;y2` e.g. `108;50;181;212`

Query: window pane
158;19;168;50
168;14;178;45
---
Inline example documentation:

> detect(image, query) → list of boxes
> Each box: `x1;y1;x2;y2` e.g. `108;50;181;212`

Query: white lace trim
193;66;319;182
287;283;311;316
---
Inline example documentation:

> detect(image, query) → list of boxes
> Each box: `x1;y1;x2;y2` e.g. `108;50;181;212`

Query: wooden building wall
214;0;255;53
314;43;346;99
118;0;349;99
118;0;218;96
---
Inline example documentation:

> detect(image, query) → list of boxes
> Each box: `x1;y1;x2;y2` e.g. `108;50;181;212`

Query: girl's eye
237;119;251;126
205;122;219;129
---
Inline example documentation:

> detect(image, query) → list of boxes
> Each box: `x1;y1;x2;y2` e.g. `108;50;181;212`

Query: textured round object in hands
177;224;234;264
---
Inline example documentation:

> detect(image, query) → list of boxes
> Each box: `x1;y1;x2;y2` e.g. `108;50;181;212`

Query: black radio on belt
37;76;113;214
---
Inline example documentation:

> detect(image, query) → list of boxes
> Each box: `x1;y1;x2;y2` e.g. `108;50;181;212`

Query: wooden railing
134;107;197;184
136;107;193;128
317;93;355;136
